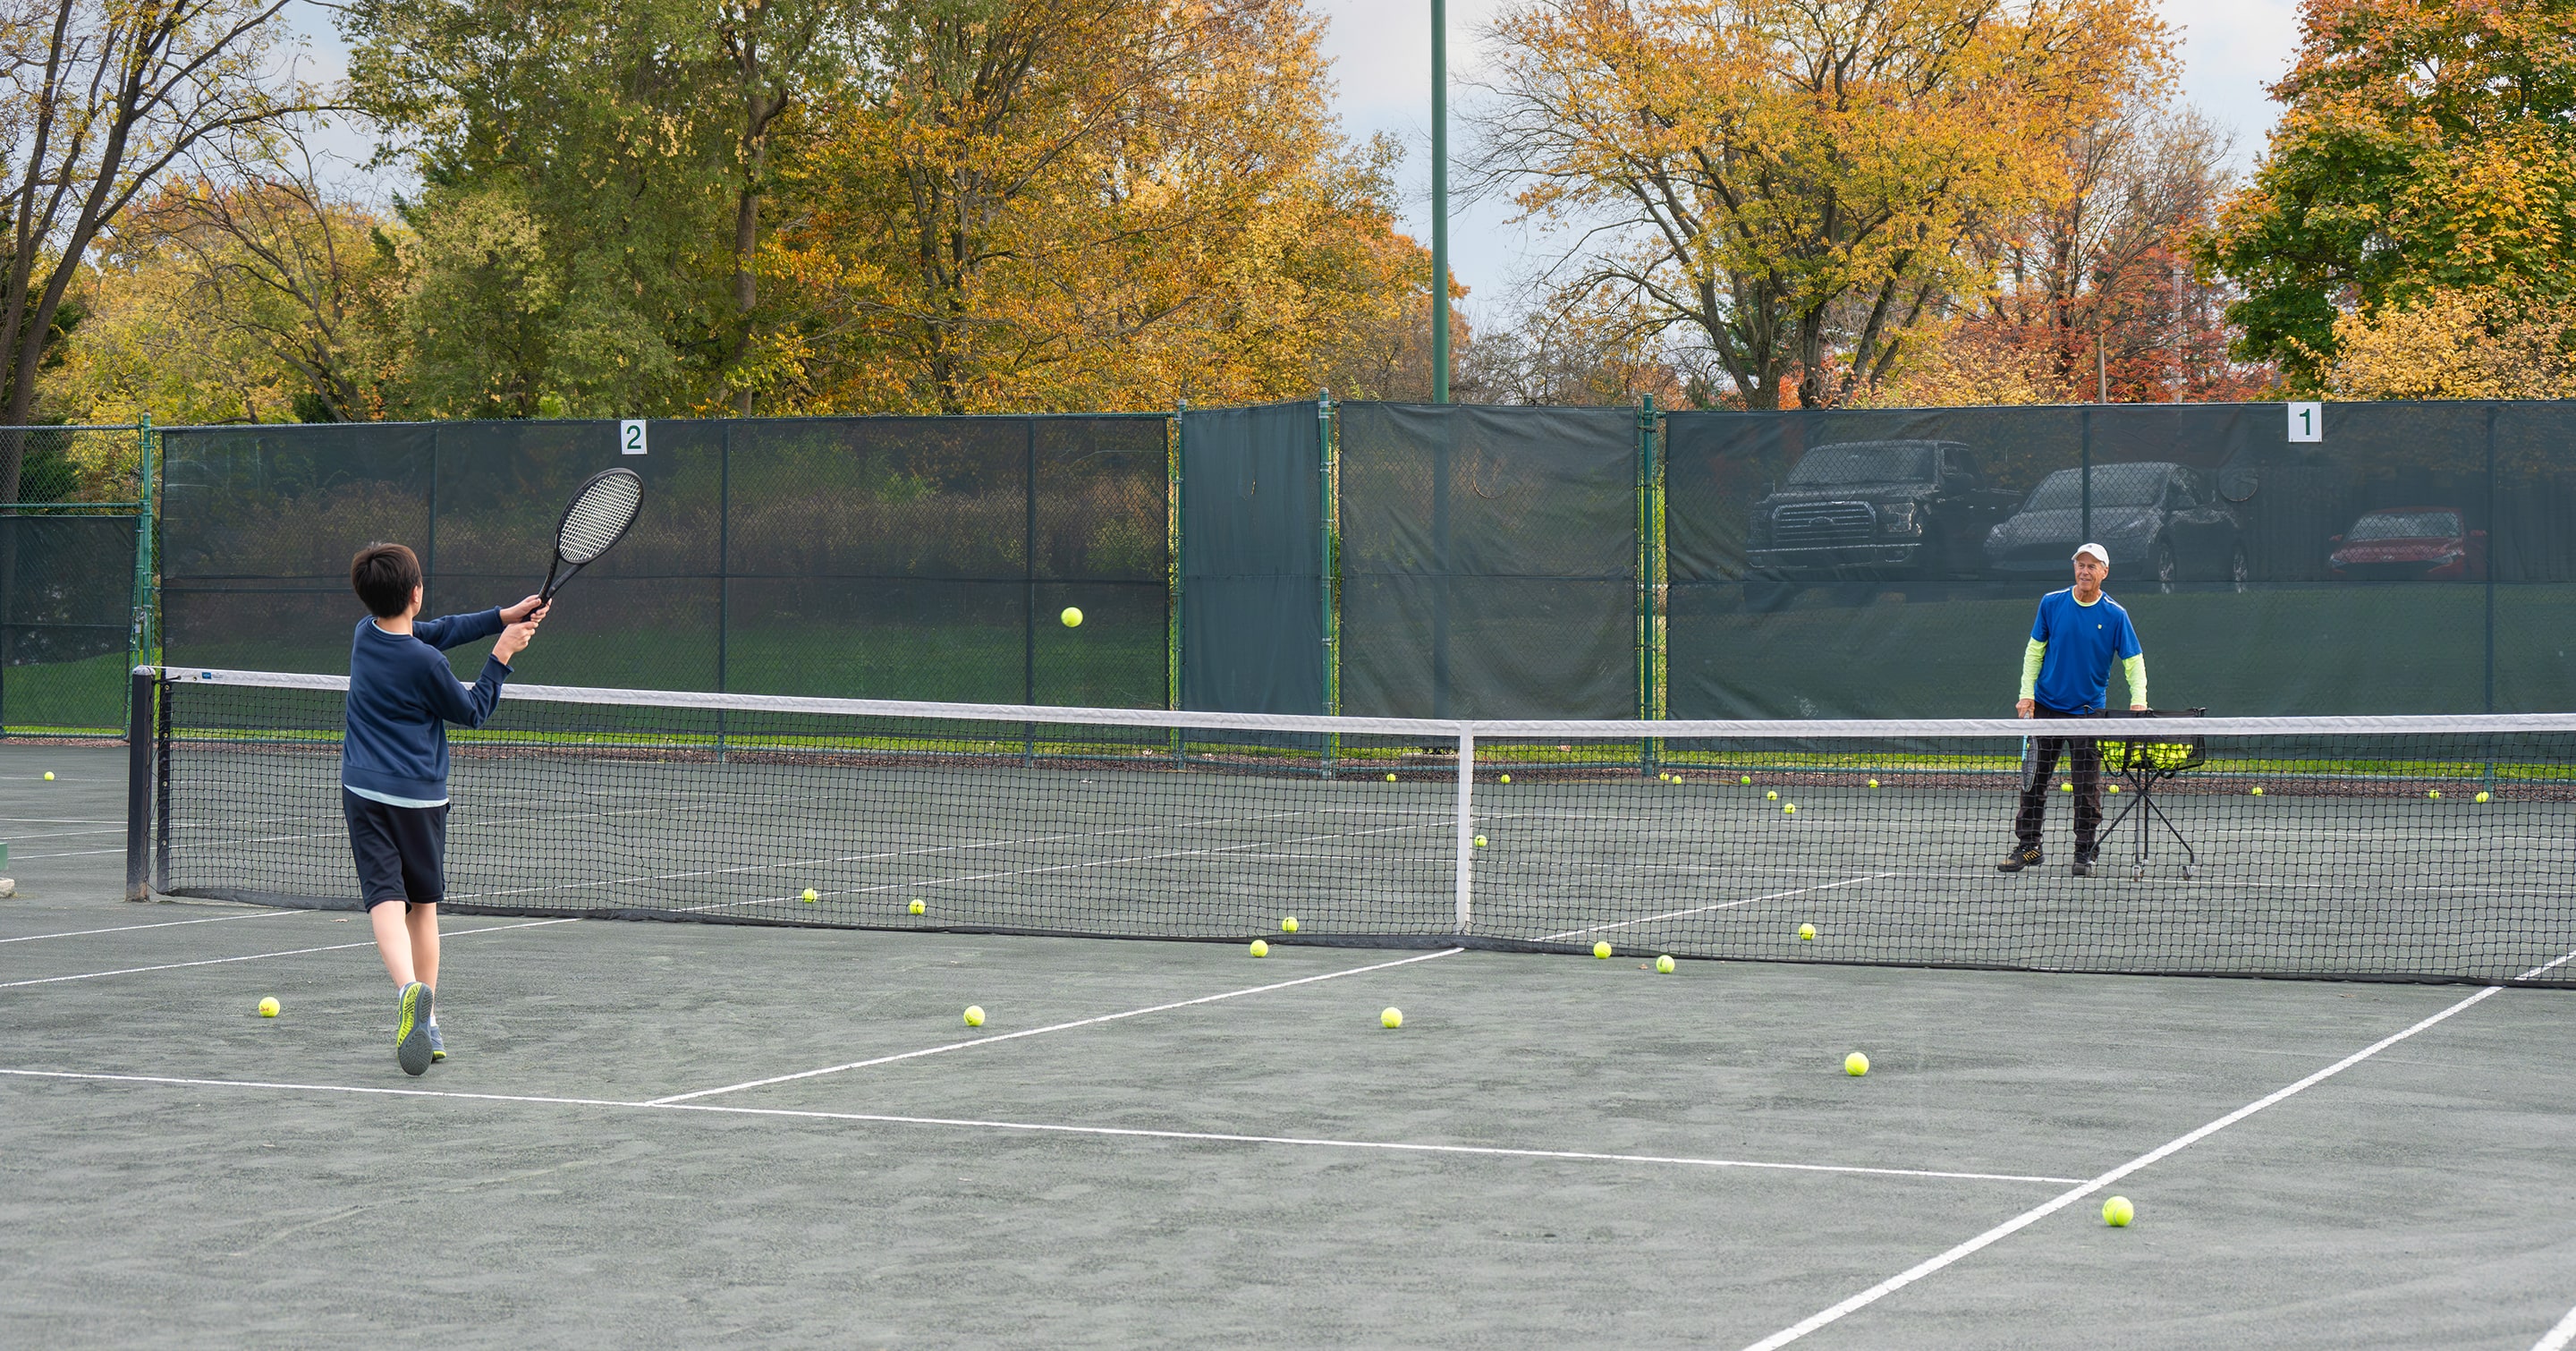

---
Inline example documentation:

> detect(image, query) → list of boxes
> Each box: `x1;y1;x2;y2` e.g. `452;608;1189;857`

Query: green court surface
4;744;2574;1347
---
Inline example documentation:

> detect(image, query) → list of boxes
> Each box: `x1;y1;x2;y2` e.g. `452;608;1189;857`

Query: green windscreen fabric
159;417;1170;707
1338;403;1640;718
0;514;139;731
1665;402;2560;718
1179;402;1325;715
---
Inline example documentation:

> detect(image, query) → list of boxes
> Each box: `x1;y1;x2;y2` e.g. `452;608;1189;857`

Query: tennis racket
538;468;645;603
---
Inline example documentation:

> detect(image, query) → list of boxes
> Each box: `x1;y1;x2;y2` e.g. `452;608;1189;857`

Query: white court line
649;947;1466;1104
0;909;294;944
1539;874;1892;943
2535;1298;2576;1351
0;1069;2081;1186
0;919;577;988
1740;944;2576;1351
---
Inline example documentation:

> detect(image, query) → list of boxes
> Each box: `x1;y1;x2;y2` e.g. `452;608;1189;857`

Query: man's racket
538;468;644;603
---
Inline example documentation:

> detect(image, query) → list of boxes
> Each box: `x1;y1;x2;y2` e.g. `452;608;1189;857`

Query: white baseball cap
2072;542;2109;564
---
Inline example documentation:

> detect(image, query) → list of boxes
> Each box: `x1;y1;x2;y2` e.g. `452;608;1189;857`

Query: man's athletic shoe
396;982;434;1076
2071;852;2097;878
428;1024;446;1063
1996;845;2043;873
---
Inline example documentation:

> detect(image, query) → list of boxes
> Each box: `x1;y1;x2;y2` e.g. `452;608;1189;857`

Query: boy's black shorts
343;788;448;911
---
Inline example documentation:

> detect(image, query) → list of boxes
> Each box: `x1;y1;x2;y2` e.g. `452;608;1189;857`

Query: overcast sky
287;0;2305;323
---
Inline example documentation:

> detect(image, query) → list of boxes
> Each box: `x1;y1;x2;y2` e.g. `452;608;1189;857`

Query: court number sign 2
621;420;648;455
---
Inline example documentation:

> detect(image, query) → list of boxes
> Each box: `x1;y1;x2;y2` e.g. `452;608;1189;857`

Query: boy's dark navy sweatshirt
343;609;511;805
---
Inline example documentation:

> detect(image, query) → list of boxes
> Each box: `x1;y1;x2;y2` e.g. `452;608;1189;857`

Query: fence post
1023;417;1038;766
1172;400;1185;767
129;417;157;732
1638;394;1657;772
717;421;730;760
1320;391;1339;772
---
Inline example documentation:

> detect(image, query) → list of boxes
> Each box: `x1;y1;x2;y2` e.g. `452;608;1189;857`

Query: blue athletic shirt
2027;589;2142;714
343;609;510;806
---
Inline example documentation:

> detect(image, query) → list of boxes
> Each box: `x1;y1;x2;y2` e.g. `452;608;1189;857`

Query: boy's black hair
351;543;423;618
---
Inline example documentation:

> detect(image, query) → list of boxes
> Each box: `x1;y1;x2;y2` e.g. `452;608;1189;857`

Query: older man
2000;542;2148;878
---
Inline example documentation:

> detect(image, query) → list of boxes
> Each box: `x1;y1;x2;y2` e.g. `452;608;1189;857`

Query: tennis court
8;725;2576;1347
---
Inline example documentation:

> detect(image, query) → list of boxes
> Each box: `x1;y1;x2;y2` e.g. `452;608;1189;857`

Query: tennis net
125;668;2576;987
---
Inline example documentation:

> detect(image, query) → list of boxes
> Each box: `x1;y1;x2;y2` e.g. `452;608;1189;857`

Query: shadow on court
3;744;2572;1348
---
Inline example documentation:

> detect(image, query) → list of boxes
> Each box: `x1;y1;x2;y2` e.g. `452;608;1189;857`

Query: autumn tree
2201;0;2576;386
1474;0;2174;410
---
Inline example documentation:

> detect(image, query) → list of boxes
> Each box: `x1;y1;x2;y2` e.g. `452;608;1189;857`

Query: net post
1453;728;1474;933
123;667;154;901
151;673;171;893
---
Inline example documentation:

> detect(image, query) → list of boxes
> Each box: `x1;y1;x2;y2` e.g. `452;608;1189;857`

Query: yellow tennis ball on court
1060;607;1082;628
963;1005;986;1027
1659;772;1671;782
2250;786;2263;795
1281;915;1298;932
1766;790;1778;801
1473;834;1487;847
2476;791;2490;803
1799;922;1817;940
1593;941;1613;959
2102;1195;2134;1227
2106;785;2119;794
2060;781;2072;792
257;997;279;1018
801;888;818;904
1385;772;1396;782
2428;789;2442;799
1844;1052;1869;1076
1784;803;1797;814
41;771;53;781
1655;954;1675;973
1249;939;1269;957
1868;778;1878;788
1740;775;1751;785
1380;1007;1402;1029
909;897;926;914
1499;774;1510;784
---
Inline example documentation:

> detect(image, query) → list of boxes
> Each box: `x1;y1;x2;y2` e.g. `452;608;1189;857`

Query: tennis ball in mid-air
1386;772;1396;782
1798;922;1817;941
2476;791;2491;803
963;1006;986;1027
2429;789;2442;799
1593;941;1613;959
1844;1052;1869;1076
1741;775;1751;785
1281;915;1299;933
1380;1007;1402;1029
1784;803;1797;814
41;771;53;781
1060;607;1082;628
2060;781;2072;793
1473;834;1488;847
257;997;280;1018
2102;1195;2134;1227
1250;939;1269;957
1766;790;1778;801
1655;954;1675;973
2106;785;2119;794
909;897;926;914
801;888;818;904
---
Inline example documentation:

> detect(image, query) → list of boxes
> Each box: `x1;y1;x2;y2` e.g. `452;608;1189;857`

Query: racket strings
558;474;643;563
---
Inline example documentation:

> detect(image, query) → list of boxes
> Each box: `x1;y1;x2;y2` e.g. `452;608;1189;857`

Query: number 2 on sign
621;419;648;455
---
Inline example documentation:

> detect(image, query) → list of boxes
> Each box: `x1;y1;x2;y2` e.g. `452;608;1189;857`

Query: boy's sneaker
396;982;434;1076
2071;852;2097;878
1996;845;2042;873
428;1024;446;1063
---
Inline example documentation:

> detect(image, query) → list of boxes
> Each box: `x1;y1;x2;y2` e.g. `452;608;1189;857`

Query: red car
2328;507;2487;581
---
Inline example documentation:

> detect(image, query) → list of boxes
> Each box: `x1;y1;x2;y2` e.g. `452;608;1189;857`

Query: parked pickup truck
1742;440;2018;608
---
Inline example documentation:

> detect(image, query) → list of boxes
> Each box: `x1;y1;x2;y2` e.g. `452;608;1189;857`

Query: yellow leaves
2323;289;2576;401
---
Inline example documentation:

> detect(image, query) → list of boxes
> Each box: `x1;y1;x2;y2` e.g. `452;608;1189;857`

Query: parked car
1983;462;2247;591
2328;507;2486;581
1741;440;2019;608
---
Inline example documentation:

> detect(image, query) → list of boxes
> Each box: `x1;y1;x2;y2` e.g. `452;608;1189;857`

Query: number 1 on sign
2287;402;2321;444
621;420;648;455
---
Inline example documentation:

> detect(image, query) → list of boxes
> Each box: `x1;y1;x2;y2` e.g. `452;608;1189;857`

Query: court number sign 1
2286;402;2322;444
620;420;648;455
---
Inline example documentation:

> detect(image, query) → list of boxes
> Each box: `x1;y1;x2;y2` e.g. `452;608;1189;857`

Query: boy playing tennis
345;543;547;1075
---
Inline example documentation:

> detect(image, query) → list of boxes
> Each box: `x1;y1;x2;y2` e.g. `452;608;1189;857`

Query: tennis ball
963;1006;986;1027
1499;773;1511;784
1741;775;1751;785
1250;939;1269;957
1593;940;1613;959
2476;790;2491;803
1659;772;1671;782
41;771;52;781
1868;778;1878;788
801;888;818;904
1784;803;1797;814
909;897;926;915
1281;915;1299;933
1386;772;1396;782
257;997;280;1018
1766;790;1778;801
1473;834;1487;847
2429;789;2442;799
1060;607;1082;628
2102;1195;2134;1228
1380;1007;1402;1029
2250;786;2264;796
1799;922;1817;940
2060;781;2072;793
2106;785;2119;794
1844;1052;1869;1076
1655;954;1675;973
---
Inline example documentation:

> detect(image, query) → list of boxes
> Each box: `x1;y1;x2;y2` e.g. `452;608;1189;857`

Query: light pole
1431;0;1450;404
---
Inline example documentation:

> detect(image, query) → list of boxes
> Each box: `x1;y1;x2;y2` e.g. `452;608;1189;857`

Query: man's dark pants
2015;705;2101;856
